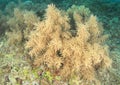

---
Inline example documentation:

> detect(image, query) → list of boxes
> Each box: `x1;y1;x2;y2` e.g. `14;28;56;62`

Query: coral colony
0;0;120;85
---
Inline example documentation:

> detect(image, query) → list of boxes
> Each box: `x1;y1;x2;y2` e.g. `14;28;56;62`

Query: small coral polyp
26;4;112;84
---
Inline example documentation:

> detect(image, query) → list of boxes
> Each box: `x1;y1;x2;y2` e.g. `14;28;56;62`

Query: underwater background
0;0;120;85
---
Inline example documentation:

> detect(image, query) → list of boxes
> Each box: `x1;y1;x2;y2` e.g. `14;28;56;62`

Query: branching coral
6;8;39;46
26;4;70;69
26;4;112;84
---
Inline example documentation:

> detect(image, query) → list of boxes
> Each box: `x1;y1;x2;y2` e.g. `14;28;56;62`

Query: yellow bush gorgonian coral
26;4;112;84
6;8;39;46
